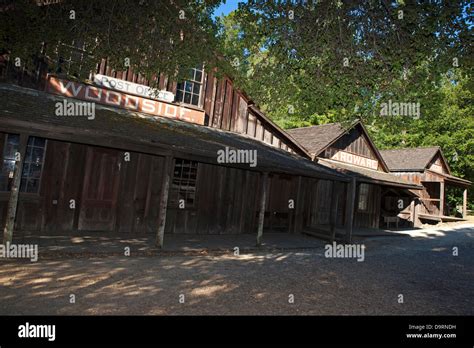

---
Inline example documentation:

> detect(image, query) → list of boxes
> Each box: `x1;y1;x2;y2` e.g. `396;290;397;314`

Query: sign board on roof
324;147;379;170
93;74;175;103
45;76;205;125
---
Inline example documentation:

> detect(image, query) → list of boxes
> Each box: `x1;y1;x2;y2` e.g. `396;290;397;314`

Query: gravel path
0;224;473;315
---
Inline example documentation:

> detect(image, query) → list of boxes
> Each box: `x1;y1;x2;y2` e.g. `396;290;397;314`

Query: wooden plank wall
0;135;166;234
165;164;259;234
353;184;381;229
391;171;441;215
325;126;385;171
164;166;300;235
0;132;310;236
301;179;346;230
95;59;302;155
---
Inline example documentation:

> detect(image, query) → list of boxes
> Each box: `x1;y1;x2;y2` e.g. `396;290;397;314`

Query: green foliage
219;0;473;206
0;0;224;82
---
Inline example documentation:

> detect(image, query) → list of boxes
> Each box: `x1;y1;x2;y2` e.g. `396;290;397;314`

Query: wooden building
0;76;354;247
287;120;424;233
380;147;471;225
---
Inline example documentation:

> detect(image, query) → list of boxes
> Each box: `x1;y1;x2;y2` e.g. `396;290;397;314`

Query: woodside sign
45;76;205;125
324;147;379;170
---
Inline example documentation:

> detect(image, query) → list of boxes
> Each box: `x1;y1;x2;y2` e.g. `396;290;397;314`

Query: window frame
0;134;47;195
175;67;204;108
357;183;370;212
169;158;199;209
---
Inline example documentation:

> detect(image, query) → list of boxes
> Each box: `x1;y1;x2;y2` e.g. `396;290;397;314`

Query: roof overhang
0;83;349;182
425;169;471;187
318;159;424;190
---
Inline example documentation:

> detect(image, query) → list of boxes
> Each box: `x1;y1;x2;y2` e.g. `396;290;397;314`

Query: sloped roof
287;120;390;172
318;159;423;190
287;122;349;157
0;84;348;182
380;147;443;172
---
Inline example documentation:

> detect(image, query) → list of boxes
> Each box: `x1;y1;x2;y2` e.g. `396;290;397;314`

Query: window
170;159;198;208
0;134;19;192
175;67;204;106
55;40;92;78
358;183;370;211
0;135;47;194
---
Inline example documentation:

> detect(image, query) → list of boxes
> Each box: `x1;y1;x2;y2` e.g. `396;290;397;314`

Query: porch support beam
291;176;303;234
463;188;468;218
413;198;422;228
329;181;338;242
256;172;269;247
439;181;445;216
156;156;173;248
3;134;29;244
410;199;415;226
344;177;357;243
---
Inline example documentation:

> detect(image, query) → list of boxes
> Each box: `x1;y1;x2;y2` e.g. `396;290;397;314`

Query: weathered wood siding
353;183;381;229
0;134;166;234
319;125;385;171
95;59;303;156
1;133;309;235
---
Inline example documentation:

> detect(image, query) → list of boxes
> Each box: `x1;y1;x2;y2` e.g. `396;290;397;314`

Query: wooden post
344;177;356;243
156;156;173;248
463;188;468;218
409;199;415;226
256;172;269;246
3;134;28;244
413;198;421;228
329;181;338;242
291;176;303;234
439;181;445;217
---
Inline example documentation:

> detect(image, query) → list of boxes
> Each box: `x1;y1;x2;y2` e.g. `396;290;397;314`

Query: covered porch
416;170;470;225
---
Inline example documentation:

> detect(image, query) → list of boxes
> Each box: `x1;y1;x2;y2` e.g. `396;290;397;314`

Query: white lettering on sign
324;148;379;170
94;74;175;103
46;76;205;125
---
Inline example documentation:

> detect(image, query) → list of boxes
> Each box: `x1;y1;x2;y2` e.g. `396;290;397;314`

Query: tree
0;0;224;82
219;0;472;126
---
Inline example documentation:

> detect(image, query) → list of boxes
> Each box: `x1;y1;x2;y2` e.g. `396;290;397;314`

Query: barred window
175;67;204;106
358;183;370;211
170;159;198;208
0;135;47;194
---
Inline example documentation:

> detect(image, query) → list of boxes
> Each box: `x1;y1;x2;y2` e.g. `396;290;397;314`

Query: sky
213;0;242;18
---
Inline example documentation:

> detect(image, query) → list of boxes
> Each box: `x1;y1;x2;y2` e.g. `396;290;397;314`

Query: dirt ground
0;223;473;315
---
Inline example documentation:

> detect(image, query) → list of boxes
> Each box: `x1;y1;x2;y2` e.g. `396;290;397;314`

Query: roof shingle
287;123;349;156
380;147;441;171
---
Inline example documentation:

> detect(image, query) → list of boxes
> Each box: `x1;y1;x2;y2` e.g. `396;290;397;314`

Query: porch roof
318;159;423;190
425;169;471;187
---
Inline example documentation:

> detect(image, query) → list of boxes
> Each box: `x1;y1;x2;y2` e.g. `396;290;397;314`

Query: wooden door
78;147;121;231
